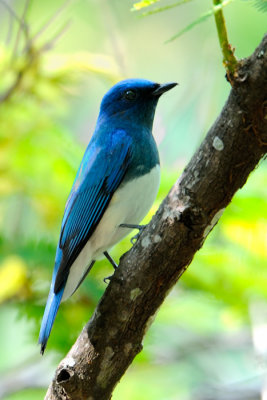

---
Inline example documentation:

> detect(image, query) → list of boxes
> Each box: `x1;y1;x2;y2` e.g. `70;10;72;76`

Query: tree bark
45;34;267;400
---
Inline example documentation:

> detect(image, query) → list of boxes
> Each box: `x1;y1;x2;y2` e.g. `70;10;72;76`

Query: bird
38;78;177;354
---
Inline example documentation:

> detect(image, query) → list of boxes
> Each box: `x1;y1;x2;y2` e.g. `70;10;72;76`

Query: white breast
62;164;160;300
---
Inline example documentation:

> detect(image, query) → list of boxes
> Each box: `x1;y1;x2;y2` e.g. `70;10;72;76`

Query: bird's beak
152;82;178;96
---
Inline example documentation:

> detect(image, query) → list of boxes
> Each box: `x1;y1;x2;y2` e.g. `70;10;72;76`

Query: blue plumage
39;79;177;354
56;132;133;292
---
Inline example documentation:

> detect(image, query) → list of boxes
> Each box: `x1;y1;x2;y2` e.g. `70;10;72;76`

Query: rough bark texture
45;34;267;400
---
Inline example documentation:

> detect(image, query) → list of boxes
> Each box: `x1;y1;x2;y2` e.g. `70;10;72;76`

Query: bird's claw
130;225;146;244
130;231;142;244
103;274;113;284
120;223;147;244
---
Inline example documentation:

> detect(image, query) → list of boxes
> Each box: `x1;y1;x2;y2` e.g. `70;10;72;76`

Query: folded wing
54;132;133;293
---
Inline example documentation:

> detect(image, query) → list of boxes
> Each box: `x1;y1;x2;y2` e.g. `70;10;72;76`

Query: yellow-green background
0;0;266;399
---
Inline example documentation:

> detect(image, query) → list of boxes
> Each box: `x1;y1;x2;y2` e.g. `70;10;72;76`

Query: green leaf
139;0;195;17
132;0;161;11
252;0;267;12
165;0;233;42
166;9;213;42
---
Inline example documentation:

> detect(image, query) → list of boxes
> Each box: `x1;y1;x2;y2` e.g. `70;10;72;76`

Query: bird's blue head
97;79;177;131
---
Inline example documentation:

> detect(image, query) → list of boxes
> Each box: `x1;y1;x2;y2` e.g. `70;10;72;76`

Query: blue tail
39;247;66;354
38;283;65;355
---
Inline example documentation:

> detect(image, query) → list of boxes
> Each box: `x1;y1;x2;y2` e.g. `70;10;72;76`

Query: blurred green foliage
132;0;267;43
0;0;266;399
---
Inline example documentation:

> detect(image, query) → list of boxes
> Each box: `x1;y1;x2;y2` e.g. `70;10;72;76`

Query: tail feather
38;285;65;355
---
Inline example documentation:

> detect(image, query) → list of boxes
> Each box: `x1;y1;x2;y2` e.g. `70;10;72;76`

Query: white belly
62;164;160;300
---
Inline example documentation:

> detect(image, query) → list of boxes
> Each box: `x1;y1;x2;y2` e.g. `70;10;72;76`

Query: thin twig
12;0;31;60
6;11;14;45
0;71;24;103
212;0;238;76
40;20;72;52
0;0;28;44
0;0;72;105
99;0;127;77
0;0;27;27
29;0;72;44
0;46;36;104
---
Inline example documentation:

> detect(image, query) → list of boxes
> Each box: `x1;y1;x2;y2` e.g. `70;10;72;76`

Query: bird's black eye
123;89;137;101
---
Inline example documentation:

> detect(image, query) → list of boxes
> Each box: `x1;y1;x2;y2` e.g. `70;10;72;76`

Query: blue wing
39;131;132;353
55;130;133;293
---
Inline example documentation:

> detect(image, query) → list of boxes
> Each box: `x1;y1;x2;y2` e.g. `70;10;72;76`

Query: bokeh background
0;0;266;399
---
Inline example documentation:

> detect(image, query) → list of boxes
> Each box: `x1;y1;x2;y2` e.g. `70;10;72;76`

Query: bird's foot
119;223;147;244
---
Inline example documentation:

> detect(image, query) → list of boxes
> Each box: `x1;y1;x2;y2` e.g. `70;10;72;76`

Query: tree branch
45;34;267;400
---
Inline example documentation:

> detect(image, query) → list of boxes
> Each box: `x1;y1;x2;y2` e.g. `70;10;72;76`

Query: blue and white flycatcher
39;79;177;353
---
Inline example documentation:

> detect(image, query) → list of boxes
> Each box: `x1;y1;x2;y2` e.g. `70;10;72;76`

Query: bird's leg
103;251;118;283
104;251;118;269
119;223;147;244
